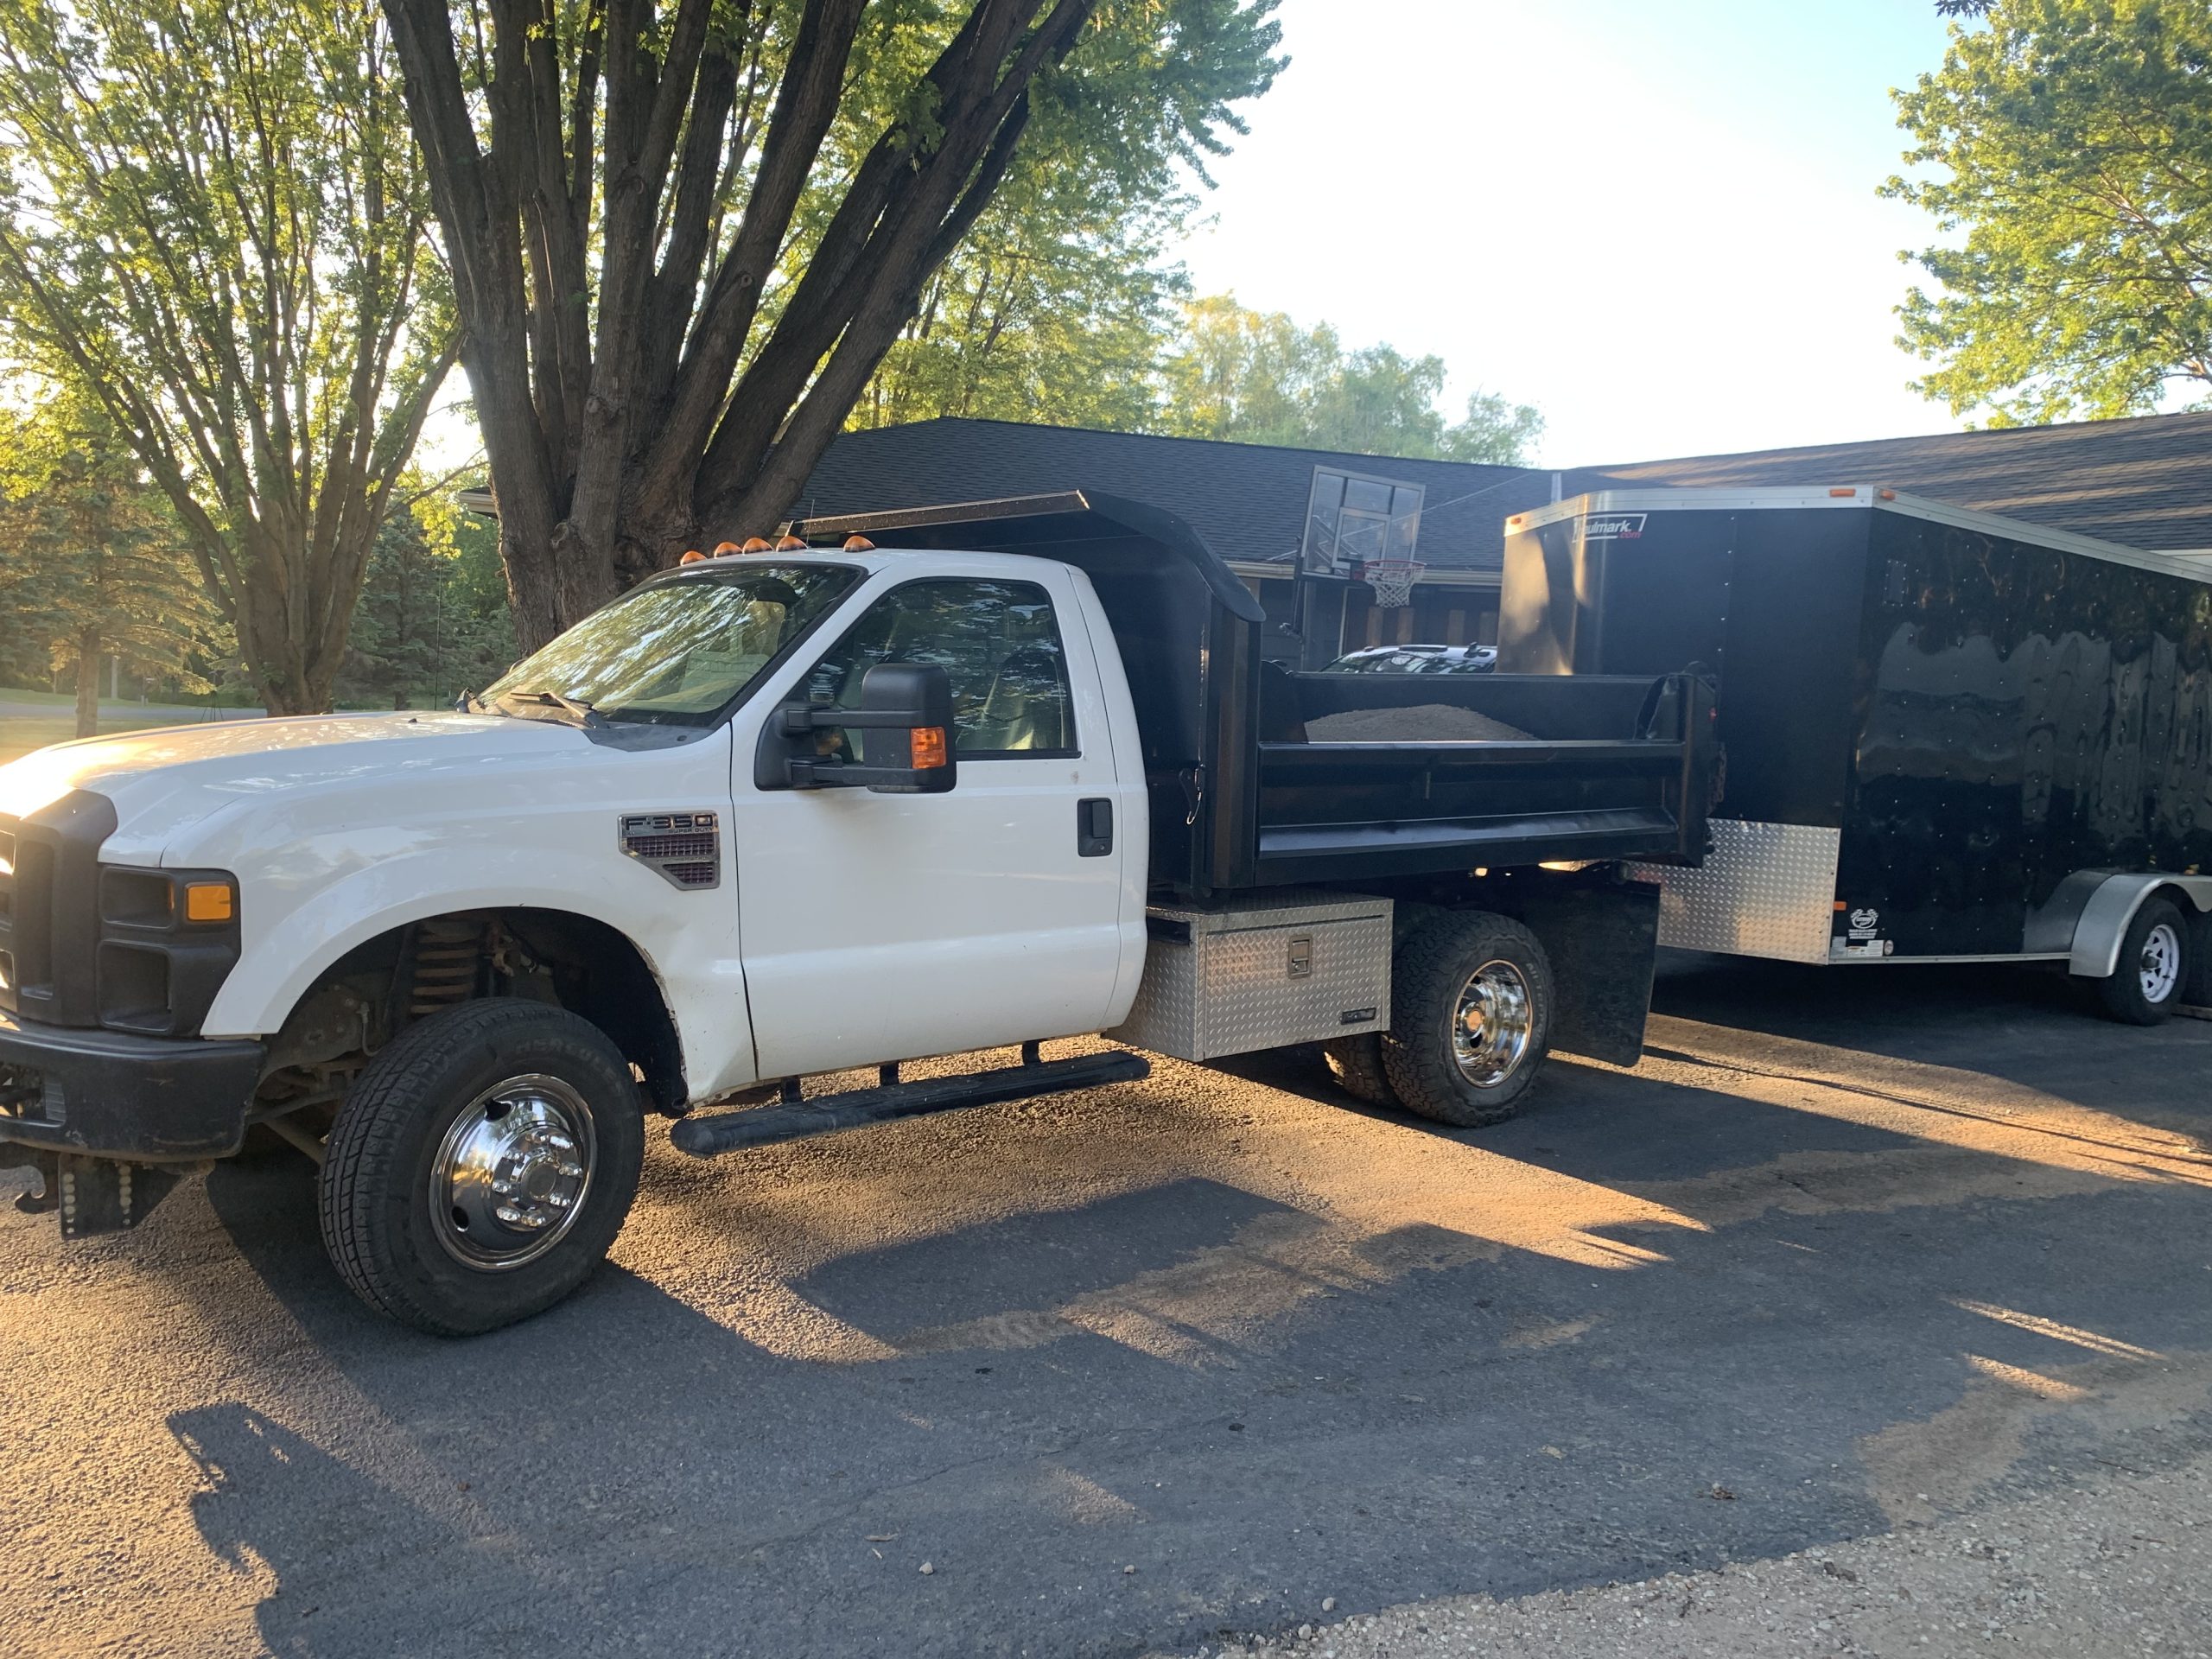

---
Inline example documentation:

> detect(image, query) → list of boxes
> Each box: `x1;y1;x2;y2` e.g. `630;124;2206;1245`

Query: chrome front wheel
430;1074;598;1270
319;1000;645;1335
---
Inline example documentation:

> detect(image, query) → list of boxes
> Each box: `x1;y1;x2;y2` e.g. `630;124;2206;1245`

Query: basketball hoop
1361;559;1425;608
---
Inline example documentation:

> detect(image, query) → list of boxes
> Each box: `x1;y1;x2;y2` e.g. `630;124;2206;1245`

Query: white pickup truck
0;493;1718;1334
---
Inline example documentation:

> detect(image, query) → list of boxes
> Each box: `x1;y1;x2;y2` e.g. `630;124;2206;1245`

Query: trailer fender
2065;874;2212;980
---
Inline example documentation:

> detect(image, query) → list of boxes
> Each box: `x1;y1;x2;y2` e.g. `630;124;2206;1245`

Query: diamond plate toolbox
1628;818;1839;963
1106;890;1392;1062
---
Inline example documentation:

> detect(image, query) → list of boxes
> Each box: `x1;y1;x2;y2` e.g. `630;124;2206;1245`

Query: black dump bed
787;491;1718;899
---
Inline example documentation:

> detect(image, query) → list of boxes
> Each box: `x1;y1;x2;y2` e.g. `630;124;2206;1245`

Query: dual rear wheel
1326;911;1554;1128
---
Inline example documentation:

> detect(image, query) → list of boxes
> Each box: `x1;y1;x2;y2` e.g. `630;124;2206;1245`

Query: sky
1169;0;1972;468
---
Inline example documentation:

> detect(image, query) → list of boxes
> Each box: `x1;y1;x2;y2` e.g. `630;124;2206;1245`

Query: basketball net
1362;559;1425;609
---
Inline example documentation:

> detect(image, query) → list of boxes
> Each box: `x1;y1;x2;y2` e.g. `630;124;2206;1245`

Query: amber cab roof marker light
843;534;876;551
775;534;807;551
677;549;707;564
741;536;772;553
712;541;741;557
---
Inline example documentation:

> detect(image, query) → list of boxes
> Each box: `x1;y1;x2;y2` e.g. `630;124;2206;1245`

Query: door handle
1077;797;1113;857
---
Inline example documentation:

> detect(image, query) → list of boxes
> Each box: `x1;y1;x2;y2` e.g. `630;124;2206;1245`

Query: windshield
482;563;859;723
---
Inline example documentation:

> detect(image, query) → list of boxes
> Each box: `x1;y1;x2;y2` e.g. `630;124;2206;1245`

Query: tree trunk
73;626;100;739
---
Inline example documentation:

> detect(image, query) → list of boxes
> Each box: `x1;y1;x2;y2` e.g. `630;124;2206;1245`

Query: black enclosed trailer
1497;486;2212;1020
785;490;1721;1118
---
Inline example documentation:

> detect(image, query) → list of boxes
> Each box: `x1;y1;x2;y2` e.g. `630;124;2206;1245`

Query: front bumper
0;1010;265;1160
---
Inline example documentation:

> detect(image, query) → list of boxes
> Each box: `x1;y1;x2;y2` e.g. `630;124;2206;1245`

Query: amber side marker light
1829;487;1858;498
910;727;949;770
185;881;234;924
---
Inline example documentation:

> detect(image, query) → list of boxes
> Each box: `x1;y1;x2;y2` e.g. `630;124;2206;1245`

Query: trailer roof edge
1508;486;2212;585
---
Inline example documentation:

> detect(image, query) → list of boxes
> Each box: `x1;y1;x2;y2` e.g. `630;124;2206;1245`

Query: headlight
96;866;241;1036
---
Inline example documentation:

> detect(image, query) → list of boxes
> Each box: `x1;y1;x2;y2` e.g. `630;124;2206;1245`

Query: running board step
670;1049;1151;1159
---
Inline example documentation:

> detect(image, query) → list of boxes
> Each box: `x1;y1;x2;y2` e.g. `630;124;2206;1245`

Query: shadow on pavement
136;970;2212;1658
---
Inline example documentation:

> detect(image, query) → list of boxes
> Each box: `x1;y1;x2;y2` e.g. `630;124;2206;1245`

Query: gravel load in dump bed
1303;702;1535;743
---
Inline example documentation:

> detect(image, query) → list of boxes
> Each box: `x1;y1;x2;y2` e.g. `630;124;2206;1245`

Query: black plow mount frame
670;1045;1151;1158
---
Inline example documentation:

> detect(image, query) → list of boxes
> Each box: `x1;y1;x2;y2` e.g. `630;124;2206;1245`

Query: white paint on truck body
0;549;1149;1104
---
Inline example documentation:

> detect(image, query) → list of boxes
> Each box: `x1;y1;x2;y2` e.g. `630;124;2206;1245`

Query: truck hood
0;712;608;863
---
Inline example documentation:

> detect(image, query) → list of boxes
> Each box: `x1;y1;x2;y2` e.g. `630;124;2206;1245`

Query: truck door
730;569;1132;1080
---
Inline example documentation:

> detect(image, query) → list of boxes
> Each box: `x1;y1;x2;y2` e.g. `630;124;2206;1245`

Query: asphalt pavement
4;954;2210;1657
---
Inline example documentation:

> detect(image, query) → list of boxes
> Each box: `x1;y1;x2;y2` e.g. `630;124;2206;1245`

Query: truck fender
200;852;691;1040
2063;874;2212;980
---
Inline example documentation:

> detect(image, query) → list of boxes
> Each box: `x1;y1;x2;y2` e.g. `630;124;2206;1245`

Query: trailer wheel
2098;898;2192;1026
1323;1033;1400;1110
317;999;645;1336
1382;912;1553;1127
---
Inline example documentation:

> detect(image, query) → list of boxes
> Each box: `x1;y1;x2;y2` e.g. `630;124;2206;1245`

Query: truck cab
0;493;1717;1334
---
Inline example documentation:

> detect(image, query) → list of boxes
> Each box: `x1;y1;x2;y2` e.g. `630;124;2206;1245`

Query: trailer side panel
1839;510;2212;957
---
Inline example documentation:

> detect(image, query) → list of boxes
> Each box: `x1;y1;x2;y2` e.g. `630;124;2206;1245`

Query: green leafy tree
339;493;518;709
379;0;1282;649
1887;0;2212;423
1157;296;1544;462
0;411;218;735
848;152;1192;435
0;0;454;712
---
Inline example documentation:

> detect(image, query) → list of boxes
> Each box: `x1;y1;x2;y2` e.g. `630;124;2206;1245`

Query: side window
802;577;1077;759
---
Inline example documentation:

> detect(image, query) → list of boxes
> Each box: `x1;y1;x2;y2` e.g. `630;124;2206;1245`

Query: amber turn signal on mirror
910;727;948;770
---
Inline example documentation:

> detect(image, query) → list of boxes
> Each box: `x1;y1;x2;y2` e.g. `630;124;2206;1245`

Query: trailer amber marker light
910;727;948;769
184;881;233;923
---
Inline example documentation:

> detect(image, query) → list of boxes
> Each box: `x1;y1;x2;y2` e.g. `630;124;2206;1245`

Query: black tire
2098;898;2192;1026
317;999;645;1335
1381;912;1553;1127
1323;1032;1400;1110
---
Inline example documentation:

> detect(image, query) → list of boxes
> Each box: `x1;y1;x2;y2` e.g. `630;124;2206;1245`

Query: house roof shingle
797;409;2212;582
797;417;1554;576
1573;409;2212;553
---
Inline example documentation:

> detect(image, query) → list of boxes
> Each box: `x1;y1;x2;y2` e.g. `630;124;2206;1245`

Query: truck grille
0;817;29;1017
0;794;118;1027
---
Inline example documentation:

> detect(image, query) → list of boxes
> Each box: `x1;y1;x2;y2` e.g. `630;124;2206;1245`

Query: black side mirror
753;662;958;794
